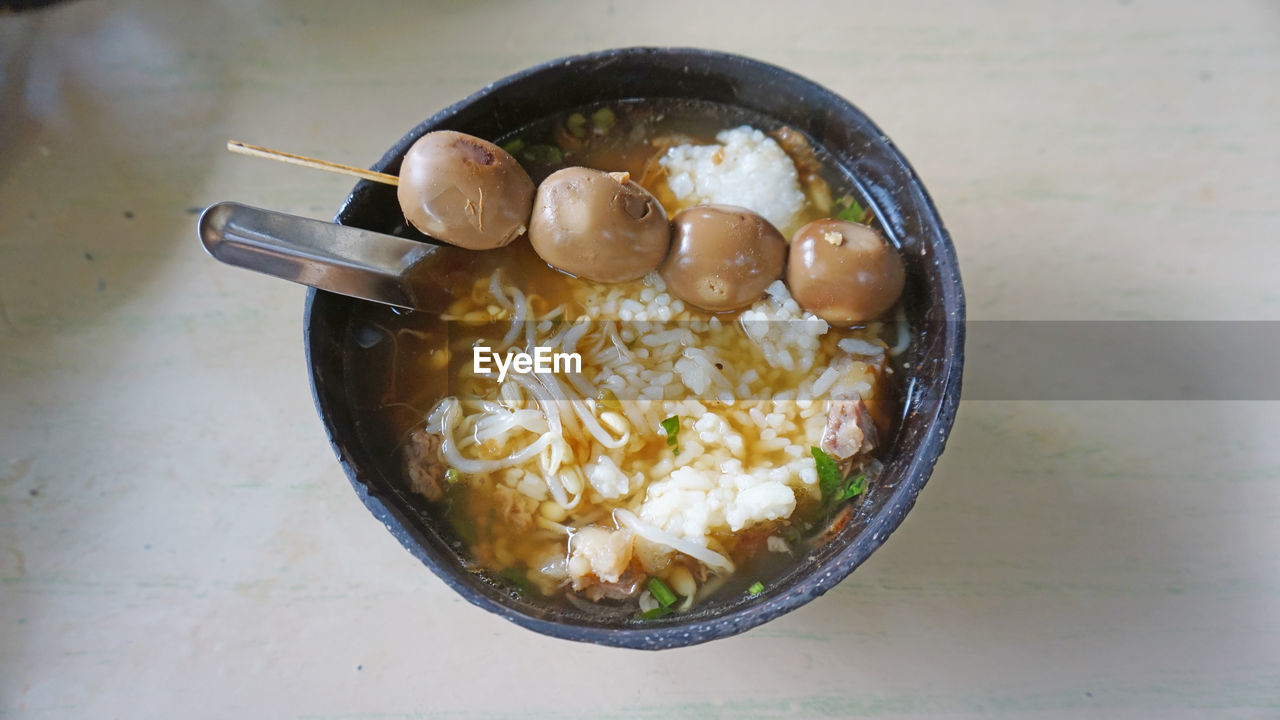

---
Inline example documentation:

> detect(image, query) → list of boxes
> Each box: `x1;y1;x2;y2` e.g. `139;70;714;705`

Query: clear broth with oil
343;98;898;616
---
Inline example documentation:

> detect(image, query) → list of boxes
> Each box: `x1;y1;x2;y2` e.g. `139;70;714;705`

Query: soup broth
344;99;903;618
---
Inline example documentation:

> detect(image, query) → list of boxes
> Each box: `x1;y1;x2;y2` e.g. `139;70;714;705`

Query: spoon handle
198;202;434;310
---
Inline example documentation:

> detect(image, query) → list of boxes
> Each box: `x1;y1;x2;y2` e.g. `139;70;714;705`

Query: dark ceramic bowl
304;47;964;649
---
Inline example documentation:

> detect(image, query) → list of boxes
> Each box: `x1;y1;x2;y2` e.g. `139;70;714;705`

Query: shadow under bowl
304;47;965;650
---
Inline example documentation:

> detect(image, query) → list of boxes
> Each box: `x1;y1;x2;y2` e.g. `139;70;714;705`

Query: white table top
2;1;1278;717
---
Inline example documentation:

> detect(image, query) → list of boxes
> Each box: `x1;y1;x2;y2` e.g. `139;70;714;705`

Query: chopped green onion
519;144;563;165
639;606;672;620
835;195;871;224
812;446;869;506
444;467;461;485
500;137;525;155
811;446;843;504
648;577;678;608
590;107;616;132
840;472;868;501
661;416;680;455
596;387;620;412
566;112;587;138
747;581;765;596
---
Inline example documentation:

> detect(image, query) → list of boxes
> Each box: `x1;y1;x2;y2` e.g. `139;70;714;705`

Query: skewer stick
226;140;399;186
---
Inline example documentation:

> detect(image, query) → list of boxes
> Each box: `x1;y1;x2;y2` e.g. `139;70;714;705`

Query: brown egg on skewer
397;131;535;250
226;132;535;251
660;204;787;312
528;167;670;283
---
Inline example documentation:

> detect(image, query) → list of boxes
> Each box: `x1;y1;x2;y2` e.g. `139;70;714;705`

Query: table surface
2;1;1278;718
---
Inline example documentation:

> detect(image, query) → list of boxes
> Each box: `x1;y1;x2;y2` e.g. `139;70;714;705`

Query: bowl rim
304;46;965;649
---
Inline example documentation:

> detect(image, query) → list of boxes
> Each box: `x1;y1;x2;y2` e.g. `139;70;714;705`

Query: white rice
431;270;880;560
659;126;807;234
739;280;831;374
838;336;887;357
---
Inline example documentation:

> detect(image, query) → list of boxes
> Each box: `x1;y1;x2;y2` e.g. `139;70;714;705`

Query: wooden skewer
226;140;399;186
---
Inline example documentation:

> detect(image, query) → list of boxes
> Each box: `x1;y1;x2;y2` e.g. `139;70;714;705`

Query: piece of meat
770;127;823;181
404;429;447;501
567;527;636;596
859;354;894;440
726;524;776;563
492;483;538;532
579;567;643;602
817;503;854;546
770;126;832;214
820;395;879;461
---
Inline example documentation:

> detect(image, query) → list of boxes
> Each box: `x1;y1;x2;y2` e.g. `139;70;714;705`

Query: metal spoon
198;201;440;310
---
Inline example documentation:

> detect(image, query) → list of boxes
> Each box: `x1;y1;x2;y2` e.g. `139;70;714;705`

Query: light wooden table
2;1;1277;717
